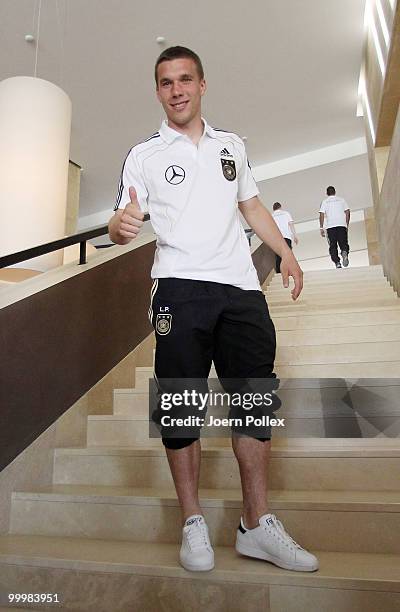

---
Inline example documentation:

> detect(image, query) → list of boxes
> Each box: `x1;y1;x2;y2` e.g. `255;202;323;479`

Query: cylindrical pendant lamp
0;77;71;270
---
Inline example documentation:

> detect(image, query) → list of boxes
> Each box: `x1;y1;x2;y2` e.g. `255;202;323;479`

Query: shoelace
266;514;302;550
185;521;210;551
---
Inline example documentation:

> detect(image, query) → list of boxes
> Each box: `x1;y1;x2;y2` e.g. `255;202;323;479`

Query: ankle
242;508;269;530
182;509;203;525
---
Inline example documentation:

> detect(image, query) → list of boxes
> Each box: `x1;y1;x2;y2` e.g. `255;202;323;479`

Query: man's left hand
280;253;303;300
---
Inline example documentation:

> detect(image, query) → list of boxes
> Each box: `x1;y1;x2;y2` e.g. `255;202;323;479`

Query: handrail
0;213;150;268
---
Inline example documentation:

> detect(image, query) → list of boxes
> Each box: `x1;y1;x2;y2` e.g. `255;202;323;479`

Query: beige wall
361;1;400;280
0;333;154;535
364;207;381;265
380;106;400;294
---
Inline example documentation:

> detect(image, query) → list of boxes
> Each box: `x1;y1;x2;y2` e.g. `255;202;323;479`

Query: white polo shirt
272;209;293;240
319;196;349;229
115;119;261;290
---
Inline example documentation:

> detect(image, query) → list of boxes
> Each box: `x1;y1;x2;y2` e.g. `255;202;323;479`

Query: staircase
1;265;400;611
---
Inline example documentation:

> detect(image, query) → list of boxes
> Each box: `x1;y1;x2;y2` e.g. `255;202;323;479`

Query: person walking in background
319;186;350;268
272;202;298;273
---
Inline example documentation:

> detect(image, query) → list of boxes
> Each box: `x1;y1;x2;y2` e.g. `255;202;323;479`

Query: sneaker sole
235;542;319;572
179;558;215;572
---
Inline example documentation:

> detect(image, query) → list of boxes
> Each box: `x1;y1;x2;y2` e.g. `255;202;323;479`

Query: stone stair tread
115;378;400;393
0;534;399;591
269;304;400;316
12;484;400;511
271;305;400;317
54;441;400;458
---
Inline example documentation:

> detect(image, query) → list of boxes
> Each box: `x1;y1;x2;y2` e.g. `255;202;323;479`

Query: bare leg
166;440;202;524
232;435;271;529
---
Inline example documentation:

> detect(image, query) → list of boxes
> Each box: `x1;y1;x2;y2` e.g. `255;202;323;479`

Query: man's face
156;58;206;128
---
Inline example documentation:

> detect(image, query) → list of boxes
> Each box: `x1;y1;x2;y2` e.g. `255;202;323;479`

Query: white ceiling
258;154;373;221
0;0;367;219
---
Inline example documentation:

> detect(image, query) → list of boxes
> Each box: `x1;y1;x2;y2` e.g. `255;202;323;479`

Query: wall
379;105;400;293
361;0;400;288
257;154;373;222
0;334;154;535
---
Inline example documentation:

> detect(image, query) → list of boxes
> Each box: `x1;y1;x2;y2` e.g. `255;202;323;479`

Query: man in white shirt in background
272;202;298;273
319;186;350;269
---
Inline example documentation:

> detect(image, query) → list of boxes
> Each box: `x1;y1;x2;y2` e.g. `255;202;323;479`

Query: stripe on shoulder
212;127;232;134
143;132;160;143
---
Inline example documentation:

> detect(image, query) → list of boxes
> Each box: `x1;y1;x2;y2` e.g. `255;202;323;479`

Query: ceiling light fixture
156;36;166;44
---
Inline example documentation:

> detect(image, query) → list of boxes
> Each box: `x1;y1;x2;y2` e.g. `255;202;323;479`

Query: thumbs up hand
115;186;145;240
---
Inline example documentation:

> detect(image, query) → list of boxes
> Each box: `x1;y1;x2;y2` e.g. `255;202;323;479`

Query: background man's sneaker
180;514;214;571
341;251;349;267
236;514;319;572
335;262;342;268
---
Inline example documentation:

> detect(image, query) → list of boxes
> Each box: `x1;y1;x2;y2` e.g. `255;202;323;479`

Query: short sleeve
319;201;326;213
237;143;259;203
114;148;149;212
286;212;294;222
342;199;350;211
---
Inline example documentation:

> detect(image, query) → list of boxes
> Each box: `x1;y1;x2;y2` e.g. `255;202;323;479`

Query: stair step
271;265;385;280
267;278;391;291
269;299;399;315
276;361;400;377
269;303;400;318
113;381;400;418
87;407;400;445
10;485;400;552
54;444;400;491
276;341;400;365
276;324;400;345
137;349;400;384
267;288;396;303
272;309;400;329
1;535;399;611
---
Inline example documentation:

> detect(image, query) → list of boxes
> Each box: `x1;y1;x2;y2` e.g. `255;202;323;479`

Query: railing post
79;241;87;265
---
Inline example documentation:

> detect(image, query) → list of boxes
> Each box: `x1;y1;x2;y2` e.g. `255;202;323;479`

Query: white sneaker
341;251;349;267
236;514;319;572
180;514;214;571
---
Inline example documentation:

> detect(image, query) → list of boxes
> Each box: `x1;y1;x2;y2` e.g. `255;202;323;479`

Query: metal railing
0;213;150;268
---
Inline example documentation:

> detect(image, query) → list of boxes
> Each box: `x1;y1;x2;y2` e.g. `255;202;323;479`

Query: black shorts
149;278;277;448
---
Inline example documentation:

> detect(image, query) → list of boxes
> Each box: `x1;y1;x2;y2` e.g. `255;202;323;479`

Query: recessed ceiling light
242;136;248;142
25;34;35;43
156;36;166;44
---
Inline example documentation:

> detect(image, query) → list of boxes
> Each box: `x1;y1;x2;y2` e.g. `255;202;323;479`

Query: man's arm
319;212;325;237
239;196;303;300
345;209;350;227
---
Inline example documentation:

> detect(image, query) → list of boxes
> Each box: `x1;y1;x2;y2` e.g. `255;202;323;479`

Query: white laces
264;514;302;550
184;520;210;551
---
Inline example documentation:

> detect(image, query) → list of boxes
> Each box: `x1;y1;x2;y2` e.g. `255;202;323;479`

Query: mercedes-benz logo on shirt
165;165;185;185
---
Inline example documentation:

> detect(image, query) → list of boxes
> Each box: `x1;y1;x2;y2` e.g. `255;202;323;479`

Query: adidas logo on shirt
220;148;233;158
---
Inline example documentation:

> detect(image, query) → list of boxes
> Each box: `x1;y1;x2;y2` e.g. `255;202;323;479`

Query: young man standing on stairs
272;202;298;273
319;186;350;268
109;46;318;574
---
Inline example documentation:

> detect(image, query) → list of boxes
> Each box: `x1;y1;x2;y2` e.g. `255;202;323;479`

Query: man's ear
200;79;207;97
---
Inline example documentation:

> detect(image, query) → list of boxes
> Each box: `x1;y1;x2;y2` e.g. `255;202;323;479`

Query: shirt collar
159;117;216;144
